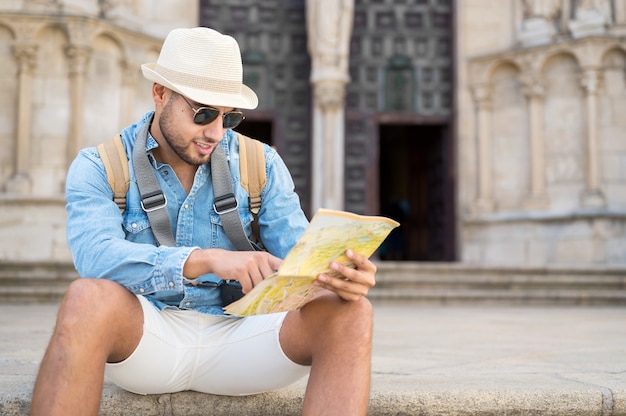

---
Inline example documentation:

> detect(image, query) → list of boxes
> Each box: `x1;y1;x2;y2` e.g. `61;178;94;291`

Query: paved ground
1;300;625;415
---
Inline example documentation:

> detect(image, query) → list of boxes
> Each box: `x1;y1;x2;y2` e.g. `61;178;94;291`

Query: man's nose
202;116;224;139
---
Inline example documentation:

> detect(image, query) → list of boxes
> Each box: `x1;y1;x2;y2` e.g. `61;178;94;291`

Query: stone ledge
2;378;624;416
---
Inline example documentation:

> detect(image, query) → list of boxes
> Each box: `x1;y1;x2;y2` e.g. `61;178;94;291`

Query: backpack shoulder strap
237;133;266;245
97;134;130;213
95;131;268;248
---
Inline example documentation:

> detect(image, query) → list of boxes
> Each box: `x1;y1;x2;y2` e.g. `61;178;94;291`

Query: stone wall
0;0;197;262
456;0;626;265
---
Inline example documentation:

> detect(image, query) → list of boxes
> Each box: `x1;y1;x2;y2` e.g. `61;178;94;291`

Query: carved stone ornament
314;79;346;112
518;0;562;47
569;0;613;38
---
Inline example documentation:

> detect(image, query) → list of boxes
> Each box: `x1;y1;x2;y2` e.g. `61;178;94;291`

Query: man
30;27;375;415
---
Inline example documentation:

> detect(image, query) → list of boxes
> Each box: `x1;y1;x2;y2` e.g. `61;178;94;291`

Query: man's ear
152;83;168;105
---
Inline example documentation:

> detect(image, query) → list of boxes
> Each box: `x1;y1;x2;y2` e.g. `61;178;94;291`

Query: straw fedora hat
141;27;258;109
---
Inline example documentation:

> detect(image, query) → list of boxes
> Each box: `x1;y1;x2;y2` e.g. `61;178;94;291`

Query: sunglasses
180;95;245;129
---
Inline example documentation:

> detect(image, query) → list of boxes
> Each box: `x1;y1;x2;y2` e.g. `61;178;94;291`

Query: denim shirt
66;111;309;315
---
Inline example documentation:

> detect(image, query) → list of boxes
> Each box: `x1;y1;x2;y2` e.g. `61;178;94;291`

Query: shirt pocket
123;209;152;235
209;208;255;249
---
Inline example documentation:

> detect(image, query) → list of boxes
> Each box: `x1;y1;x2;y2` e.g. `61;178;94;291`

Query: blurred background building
0;1;625;294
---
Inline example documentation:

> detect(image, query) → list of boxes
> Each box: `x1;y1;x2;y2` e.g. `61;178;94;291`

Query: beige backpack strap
97;134;130;213
237;133;267;244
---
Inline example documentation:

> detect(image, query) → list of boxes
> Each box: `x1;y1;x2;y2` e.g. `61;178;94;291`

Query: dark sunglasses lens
193;108;220;125
223;112;245;129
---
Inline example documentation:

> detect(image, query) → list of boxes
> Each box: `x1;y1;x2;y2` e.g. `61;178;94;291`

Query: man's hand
314;249;376;301
184;248;283;293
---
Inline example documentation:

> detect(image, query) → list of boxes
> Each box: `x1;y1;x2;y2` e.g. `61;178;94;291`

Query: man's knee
305;293;374;337
58;279;132;327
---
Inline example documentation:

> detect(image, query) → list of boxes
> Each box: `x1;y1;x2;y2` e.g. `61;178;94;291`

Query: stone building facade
458;0;626;266
0;0;197;262
0;0;625;269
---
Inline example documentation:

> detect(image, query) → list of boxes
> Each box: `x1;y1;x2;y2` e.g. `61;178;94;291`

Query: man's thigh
105;296;309;395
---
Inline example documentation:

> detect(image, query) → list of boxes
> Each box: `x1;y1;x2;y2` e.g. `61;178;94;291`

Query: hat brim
141;63;259;110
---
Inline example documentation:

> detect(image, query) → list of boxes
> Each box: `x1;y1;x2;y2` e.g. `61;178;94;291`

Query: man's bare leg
280;292;373;416
30;279;143;416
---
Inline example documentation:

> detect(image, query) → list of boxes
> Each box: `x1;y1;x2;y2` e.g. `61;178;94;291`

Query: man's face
158;91;234;166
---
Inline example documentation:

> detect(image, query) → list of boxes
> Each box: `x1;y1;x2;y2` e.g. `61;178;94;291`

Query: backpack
96;132;266;245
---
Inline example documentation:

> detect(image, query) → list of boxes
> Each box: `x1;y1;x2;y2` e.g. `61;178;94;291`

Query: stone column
66;44;91;168
616;0;626;24
120;60;138;127
311;81;347;212
306;0;354;212
520;74;549;210
580;68;606;208
5;43;37;194
472;84;495;214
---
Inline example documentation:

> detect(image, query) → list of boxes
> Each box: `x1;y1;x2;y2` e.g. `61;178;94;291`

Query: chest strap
132;119;257;251
132;117;175;247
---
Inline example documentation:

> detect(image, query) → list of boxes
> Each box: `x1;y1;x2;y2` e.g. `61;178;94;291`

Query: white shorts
105;295;309;396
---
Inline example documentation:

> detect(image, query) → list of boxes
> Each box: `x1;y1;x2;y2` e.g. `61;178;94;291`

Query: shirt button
131;223;137;229
184;204;189;209
185;302;191;307
139;288;145;293
169;281;174;287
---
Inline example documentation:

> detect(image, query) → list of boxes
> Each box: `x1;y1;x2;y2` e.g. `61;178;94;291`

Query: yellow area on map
224;208;399;316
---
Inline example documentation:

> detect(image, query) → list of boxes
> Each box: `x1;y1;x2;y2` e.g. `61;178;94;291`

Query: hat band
155;64;242;95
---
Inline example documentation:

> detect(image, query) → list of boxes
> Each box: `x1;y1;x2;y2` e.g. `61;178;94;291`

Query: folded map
224;208;400;316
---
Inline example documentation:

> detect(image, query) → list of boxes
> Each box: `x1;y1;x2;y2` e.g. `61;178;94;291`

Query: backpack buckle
214;193;239;214
141;190;167;212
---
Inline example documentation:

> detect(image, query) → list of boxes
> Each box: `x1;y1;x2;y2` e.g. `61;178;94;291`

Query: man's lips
194;141;214;155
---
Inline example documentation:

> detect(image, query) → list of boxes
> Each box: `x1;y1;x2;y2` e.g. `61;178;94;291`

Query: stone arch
541;52;585;211
32;21;70;43
486;58;522;81
489;61;529;209
30;24;71;196
0;21;17;39
89;28;128;63
601;46;626;67
538;48;581;73
0;24;17;189
594;40;626;66
82;32;125;146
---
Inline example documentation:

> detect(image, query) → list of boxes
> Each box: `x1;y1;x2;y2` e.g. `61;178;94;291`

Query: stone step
0;261;77;303
369;288;626;305
1;261;625;305
371;262;626;305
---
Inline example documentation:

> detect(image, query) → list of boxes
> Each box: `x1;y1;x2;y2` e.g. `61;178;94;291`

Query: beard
158;99;214;166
